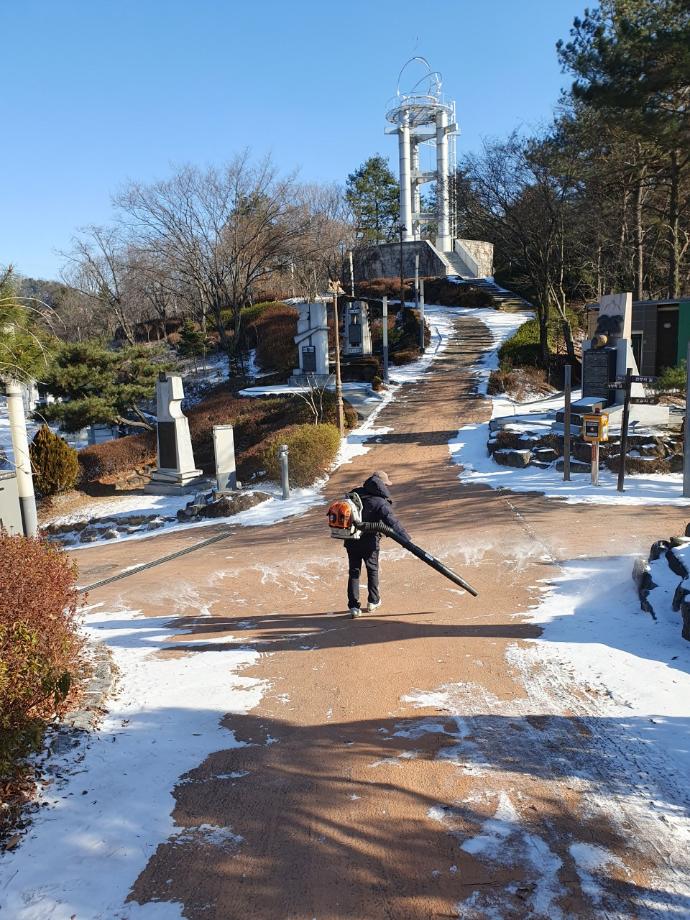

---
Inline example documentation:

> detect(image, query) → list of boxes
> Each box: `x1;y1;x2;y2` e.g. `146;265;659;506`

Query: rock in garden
493;448;532;468
198;491;271;518
555;458;590;473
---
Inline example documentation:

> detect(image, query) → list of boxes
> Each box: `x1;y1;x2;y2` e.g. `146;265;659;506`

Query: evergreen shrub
30;426;79;496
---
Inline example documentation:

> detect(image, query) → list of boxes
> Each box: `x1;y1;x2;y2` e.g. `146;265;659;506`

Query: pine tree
0;266;53;384
42;342;169;432
177;319;205;368
345;156;400;244
558;0;690;296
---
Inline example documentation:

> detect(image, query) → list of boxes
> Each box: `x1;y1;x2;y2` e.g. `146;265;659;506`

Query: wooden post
563;364;572;481
333;292;345;436
617;367;633;492
591;440;600;486
419;279;425;353
382;296;389;384
683;342;690;498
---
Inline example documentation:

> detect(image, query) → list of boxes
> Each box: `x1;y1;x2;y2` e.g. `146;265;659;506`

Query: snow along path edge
449;312;690;506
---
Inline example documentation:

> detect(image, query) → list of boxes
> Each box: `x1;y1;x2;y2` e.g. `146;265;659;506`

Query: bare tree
115;154;315;369
61;226;142;345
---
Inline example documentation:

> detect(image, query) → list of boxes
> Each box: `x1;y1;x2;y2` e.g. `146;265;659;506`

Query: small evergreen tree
177;320;205;371
29;425;79;496
346;155;400;244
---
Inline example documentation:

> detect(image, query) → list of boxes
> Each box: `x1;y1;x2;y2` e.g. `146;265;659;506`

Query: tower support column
435;109;451;252
398;113;413;241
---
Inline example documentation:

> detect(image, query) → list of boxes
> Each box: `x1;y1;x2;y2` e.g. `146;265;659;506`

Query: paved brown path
77;315;689;919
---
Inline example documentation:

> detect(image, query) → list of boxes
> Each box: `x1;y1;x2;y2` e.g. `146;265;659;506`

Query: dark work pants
346;542;380;610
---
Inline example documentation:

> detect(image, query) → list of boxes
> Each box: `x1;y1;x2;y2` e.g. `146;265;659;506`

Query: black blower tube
357;522;478;597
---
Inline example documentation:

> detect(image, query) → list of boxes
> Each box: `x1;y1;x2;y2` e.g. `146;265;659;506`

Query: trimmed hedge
78;431;156;485
0;535;84;784
261;423;341;487
30;426;79;496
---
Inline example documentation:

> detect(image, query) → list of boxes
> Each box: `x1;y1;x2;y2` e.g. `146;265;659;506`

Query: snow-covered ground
409;557;690;917
0;600;265;919
449;315;690;506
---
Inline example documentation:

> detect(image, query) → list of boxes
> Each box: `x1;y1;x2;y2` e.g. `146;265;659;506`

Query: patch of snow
568;842;626;906
434;792;565;919
512;558;690;779
449;315;690;506
460;308;533;395
45;491;194;529
0;602;267;918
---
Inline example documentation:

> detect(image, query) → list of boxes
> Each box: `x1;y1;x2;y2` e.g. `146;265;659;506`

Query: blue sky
1;0;581;280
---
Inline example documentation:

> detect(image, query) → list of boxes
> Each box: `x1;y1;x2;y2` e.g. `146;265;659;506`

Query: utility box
582;413;609;443
0;471;24;535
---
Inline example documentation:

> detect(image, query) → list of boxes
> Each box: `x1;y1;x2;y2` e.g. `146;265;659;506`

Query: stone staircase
441;250;473;278
450;275;533;312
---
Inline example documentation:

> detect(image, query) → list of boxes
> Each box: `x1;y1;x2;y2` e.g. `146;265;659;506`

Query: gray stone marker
148;373;203;493
213;424;237;493
343;301;372;356
290;301;332;385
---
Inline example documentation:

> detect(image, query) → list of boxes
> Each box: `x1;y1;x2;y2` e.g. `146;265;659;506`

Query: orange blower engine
327;492;363;540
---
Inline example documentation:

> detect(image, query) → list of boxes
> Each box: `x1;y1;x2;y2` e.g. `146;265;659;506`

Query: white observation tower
385;58;458;252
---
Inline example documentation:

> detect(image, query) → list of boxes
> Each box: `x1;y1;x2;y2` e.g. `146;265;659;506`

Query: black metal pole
617;367;632;492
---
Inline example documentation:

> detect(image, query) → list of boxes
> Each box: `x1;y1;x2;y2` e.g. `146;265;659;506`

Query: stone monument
148;373;203;492
290;301;332;386
343;301;372;356
582;292;637;407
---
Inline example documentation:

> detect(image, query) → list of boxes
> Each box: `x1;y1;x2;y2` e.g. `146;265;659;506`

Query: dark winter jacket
346;474;410;553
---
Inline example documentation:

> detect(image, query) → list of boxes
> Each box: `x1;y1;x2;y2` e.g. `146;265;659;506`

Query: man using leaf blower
343;471;411;618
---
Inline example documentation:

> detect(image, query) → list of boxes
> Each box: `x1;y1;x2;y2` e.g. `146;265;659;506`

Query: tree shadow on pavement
127;711;689;919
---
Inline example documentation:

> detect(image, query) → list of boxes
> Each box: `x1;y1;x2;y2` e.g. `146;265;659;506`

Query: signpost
616;369;657;492
617;368;633;492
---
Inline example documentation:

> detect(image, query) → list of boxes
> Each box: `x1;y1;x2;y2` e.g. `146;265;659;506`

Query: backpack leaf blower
327;493;478;598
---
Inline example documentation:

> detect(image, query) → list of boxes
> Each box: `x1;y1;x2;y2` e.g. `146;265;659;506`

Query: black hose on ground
357;521;479;597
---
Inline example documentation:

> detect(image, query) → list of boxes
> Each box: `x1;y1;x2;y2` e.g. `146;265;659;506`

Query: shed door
655;308;678;372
